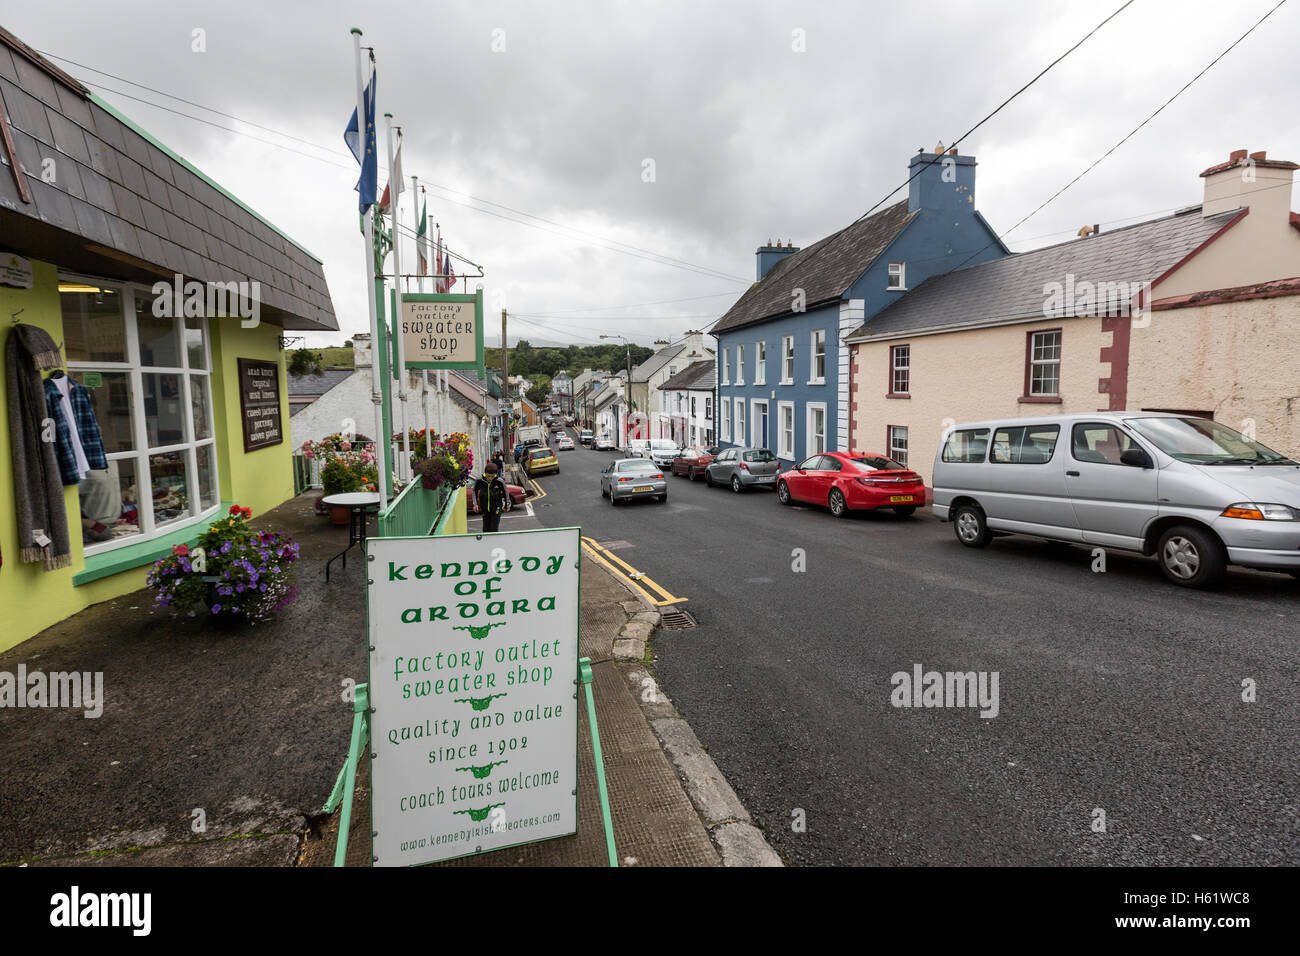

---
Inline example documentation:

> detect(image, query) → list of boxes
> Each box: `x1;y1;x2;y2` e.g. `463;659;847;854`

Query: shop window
61;276;219;552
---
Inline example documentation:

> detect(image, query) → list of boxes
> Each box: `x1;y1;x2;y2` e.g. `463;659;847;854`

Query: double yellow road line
581;535;687;607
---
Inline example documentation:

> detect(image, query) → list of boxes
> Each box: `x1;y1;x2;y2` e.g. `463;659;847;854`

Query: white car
626;439;651;458
593;433;616;451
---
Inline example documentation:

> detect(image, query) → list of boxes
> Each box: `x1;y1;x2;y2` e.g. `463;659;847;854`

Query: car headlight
1221;502;1300;520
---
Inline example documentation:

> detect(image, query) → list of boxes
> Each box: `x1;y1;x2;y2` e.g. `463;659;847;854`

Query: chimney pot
1229;148;1248;163
1249;150;1267;161
1093;223;1100;235
947;147;958;156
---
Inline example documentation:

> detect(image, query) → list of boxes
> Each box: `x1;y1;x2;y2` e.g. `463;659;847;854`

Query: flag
443;250;455;292
378;137;403;216
343;64;377;211
416;198;428;275
434;228;443;292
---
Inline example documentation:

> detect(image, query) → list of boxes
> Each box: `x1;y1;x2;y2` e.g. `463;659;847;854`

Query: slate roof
847;206;1244;340
710;200;915;335
287;368;353;399
659;359;715;391
0;26;336;331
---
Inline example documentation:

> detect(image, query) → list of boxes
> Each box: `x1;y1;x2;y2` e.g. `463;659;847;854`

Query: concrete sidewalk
1;490;775;867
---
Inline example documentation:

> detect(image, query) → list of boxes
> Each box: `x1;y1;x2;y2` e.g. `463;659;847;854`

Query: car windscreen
617;460;659;472
650;440;677;450
530;449;552;459
1126;417;1293;464
743;450;776;462
852;455;906;471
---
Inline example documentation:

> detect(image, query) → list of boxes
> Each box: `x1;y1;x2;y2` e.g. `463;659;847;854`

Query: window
810;330;826;383
61;277;218;554
1026;329;1062;398
669;366;676;376
705;396;712;420
990;425;1060;464
722;347;730;385
755;341;766;385
734;398;746;445
806;403;826;457
888;425;909;466
1072;423;1140;465
777;401;795;459
941;428;990;463
781;335;795;384
888;262;906;290
690;396;696;418
735;344;745;385
890;345;910;395
720;400;730;443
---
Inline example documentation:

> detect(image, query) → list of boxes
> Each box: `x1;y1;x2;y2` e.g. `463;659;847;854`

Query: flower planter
329;504;351;526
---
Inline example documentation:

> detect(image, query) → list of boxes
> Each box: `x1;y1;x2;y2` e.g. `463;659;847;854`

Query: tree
288;347;323;377
526;374;552;407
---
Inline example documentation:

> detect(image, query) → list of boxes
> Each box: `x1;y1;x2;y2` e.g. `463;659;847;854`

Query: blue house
709;147;1010;467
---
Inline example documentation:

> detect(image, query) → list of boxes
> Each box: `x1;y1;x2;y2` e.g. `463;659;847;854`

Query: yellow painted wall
850;317;1108;486
0;259;297;653
1128;295;1300;454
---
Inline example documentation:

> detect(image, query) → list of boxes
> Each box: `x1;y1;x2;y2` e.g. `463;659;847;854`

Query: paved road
530;428;1300;866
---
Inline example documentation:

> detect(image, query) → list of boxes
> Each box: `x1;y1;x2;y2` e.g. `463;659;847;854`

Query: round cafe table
322;492;382;582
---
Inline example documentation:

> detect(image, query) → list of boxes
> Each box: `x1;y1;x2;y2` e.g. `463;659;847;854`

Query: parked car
467;482;527;515
671;445;720;480
593;433;616;451
626;439;651;458
705;447;781;492
600;458;668;504
648;438;683;468
565;416;576;426
932;411;1300;588
778;451;924;517
579;429;594;446
522;446;560;477
556;434;575;451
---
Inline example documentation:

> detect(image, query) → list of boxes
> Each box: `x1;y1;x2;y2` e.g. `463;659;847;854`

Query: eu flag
344;66;378;211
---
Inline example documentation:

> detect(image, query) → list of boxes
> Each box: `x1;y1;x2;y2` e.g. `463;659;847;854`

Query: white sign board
366;527;581;866
0;252;33;289
400;295;481;368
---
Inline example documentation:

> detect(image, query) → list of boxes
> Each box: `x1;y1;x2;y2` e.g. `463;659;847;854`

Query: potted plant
146;505;300;626
414;435;473;492
321;457;363;524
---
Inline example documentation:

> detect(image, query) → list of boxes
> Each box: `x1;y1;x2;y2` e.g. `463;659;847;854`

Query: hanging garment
44;375;107;486
5;325;71;570
48;375;89;481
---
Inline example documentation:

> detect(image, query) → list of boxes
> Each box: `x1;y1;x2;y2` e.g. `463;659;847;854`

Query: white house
657;360;716;448
629;331;713;439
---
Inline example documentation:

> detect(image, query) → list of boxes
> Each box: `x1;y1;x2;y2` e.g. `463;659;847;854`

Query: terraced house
0;28;336;649
709;147;1008;467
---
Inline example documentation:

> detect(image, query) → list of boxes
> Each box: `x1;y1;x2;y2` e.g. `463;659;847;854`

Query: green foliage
485;342;657;379
525;373;552;407
321;458;361;495
288;347;323;377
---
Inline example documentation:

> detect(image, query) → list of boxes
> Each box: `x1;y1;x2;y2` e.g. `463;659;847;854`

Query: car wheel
1157;525;1226;588
777;480;791;505
893;506;916;517
952;504;991;548
610;489;618;506
657;494;667;503
828;488;848;518
601;484;607;498
705;470;714;487
731;475;743;493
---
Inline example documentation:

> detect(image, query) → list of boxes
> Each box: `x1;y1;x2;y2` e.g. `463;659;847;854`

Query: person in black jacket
474;462;508;532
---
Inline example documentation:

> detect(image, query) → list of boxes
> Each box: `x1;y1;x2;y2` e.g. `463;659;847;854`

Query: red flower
173;544;189;556
229;505;252;519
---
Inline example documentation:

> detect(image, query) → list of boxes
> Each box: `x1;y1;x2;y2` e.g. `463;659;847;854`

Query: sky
7;0;1298;348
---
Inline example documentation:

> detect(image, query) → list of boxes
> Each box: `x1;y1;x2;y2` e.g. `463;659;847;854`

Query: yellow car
523;446;559;477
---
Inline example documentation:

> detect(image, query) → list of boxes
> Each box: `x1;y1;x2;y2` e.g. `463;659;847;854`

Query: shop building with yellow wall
0;28;337;651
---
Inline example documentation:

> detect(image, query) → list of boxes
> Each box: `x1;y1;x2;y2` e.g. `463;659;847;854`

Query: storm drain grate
659;608;697;630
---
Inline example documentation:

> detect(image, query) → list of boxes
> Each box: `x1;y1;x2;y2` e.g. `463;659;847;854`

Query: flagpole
385;115;411;484
351;28;387;511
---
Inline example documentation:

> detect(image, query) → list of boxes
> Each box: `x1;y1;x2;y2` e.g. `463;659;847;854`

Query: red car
670;445;720;481
777;451;924;518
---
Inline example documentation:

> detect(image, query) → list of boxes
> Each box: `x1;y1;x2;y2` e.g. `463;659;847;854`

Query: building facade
657;360;716;448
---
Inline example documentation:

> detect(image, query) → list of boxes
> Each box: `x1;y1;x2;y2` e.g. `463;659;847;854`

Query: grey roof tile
659;359;716;391
27;176;77;230
78;164;115;211
851;207;1245;340
114;154;146;194
121;128;152;168
106;215;143;260
54;157;86;201
8;126;41;177
287;368;353;398
139;197;167;237
1;79;53;144
71;197;113;245
711;200;915;335
12;53;59;108
110;182;145;227
147;146;174;184
0;46;17;84
136;229;164;265
143;168;170;208
55;84;93;128
83;133;120;181
88;103;126;153
44;106;91;164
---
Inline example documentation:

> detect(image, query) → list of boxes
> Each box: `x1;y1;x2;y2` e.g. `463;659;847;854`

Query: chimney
682;329;706;358
909;145;977;215
756;241;800;280
352;332;372;368
1200;147;1298;218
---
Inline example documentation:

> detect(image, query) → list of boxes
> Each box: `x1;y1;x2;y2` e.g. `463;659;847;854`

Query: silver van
932;412;1300;588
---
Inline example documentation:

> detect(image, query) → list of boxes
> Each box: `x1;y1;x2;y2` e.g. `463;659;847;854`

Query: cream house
845;148;1300;486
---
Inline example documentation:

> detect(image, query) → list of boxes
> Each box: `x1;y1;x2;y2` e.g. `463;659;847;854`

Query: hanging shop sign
366;526;581;866
401;289;484;370
0;252;33;289
237;357;283;452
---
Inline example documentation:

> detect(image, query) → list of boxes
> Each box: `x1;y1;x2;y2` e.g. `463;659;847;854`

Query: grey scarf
5;324;71;570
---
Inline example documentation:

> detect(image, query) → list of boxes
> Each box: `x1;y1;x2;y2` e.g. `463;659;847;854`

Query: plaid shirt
44;376;108;485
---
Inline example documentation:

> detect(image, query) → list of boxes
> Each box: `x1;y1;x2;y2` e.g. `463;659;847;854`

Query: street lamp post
600;334;632;450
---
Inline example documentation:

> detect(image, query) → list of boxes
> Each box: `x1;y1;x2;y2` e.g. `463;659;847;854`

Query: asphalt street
528;427;1300;866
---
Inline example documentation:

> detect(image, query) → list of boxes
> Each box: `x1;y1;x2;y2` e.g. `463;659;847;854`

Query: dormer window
888;262;906;290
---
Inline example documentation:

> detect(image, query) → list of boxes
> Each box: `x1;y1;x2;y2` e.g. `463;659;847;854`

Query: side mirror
1120;448;1153;469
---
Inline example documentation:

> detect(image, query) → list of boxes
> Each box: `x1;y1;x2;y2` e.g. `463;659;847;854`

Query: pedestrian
475;462;508;533
491;448;506;476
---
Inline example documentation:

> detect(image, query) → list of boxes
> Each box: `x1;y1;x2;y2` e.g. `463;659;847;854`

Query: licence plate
757;476;776;482
633;485;652;492
889;495;914;503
